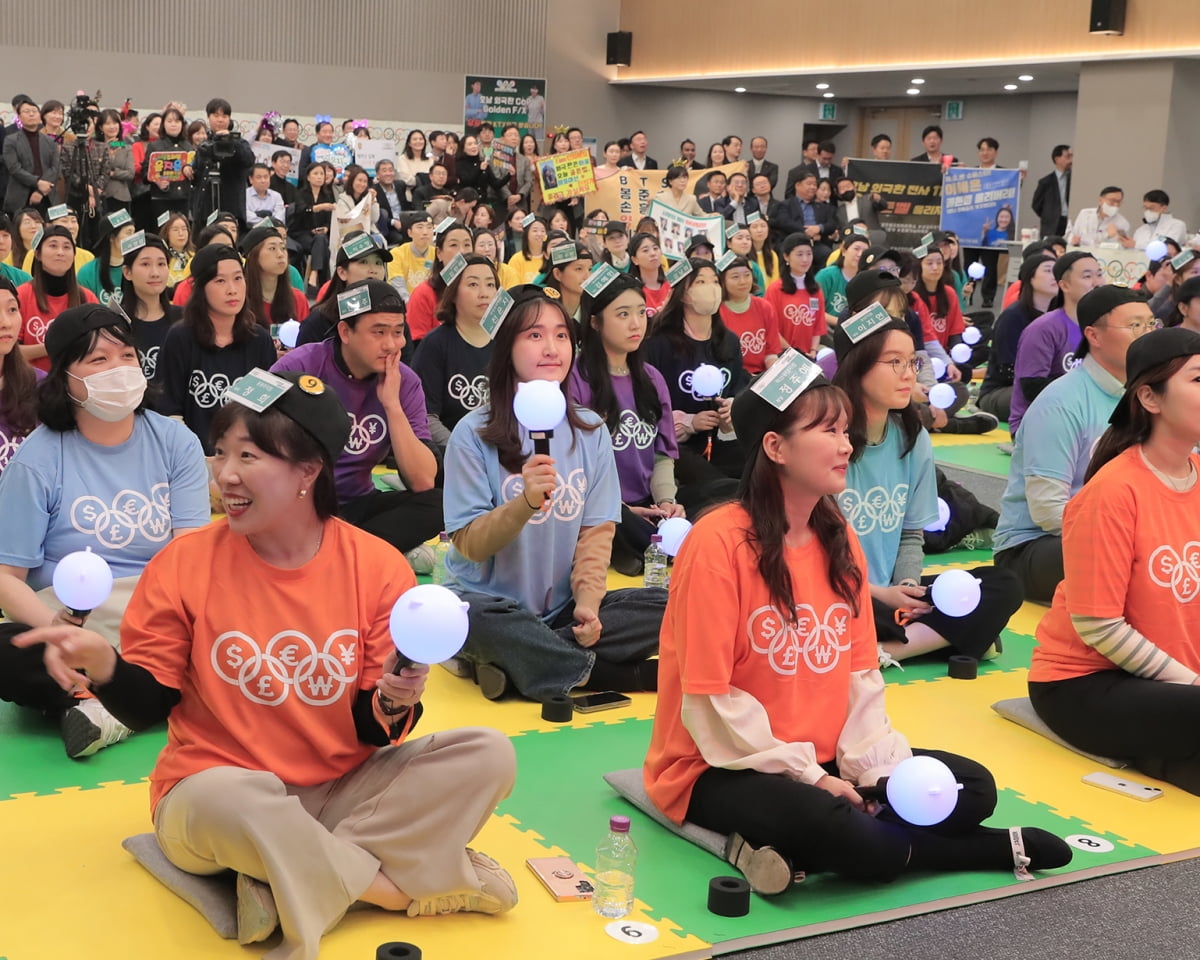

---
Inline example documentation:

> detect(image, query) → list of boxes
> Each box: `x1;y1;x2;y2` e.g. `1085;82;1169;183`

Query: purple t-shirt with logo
0;367;45;475
567;363;678;504
272;341;432;502
1009;308;1080;434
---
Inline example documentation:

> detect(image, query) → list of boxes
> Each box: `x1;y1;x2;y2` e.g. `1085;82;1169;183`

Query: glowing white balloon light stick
961;325;982;346
967;261;986;281
277;319;300;349
1146;239;1169;263
513;379;567;500
657;517;693;557
883;756;963;826
52;547;114;619
930;569;982;617
923;497;951;533
815;347;835;363
950;343;973;364
389;584;470;672
930;356;947;381
928;382;957;409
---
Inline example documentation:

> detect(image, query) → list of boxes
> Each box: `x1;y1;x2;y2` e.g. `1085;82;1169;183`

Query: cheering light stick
923;497;951;533
52;547;114;619
1146;239;1169;263
277;319;300;349
657;517;693;557
961;326;982;346
692;364;724;401
950;343;973;364
928;383;956;409
815;347;834;363
967;261;986;281
513;380;567;500
858;756;963;826
389;583;470;672
930;356;947;380
930;569;982;617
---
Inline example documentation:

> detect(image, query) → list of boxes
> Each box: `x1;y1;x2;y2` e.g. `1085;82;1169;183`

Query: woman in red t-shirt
17;225;98;371
630;232;670;319
719;254;781;375
1030;328;1200;793
406;221;474;345
646;372;1070;894
765;233;827;355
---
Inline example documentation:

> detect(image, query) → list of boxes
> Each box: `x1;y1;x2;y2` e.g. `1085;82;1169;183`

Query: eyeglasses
1102;319;1162;334
875;358;923;375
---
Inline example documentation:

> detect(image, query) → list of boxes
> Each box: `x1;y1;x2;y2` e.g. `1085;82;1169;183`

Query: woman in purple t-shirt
567;272;683;576
0;276;39;474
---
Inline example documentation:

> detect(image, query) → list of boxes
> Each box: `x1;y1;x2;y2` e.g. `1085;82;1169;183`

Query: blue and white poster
940;167;1021;247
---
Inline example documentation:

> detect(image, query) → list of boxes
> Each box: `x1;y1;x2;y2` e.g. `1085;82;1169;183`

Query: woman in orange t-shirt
645;371;1070;895
1030;327;1200;793
15;372;517;956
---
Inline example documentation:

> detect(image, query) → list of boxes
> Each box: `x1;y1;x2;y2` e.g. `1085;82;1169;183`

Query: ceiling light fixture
907;88;920;95
911;78;925;85
1003;84;1018;91
734;86;746;93
823;92;835;99
816;83;830;90
1018;74;1034;82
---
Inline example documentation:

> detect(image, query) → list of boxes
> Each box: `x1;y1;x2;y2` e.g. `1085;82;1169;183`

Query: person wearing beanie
0;303;208;759
11;368;518;953
1008;250;1105;434
995;286;1155;602
156;244;276;454
16;223;99;372
1029;326;1200;796
831;302;1024;665
644;354;1071;895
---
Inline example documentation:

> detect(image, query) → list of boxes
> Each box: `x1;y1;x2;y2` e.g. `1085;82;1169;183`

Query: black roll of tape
707;875;751;917
541;694;573;723
377;943;421;960
948;655;978;680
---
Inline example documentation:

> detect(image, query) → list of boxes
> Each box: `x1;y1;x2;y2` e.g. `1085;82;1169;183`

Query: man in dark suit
777;172;838;263
746;136;778;195
2;95;59;215
617;130;657;170
750;173;783;240
679;139;704;171
784;141;845;200
697;169;731;216
833;175;886;244
1030;144;1073;239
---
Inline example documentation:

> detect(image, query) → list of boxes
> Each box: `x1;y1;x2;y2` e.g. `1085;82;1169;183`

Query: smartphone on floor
1081;771;1163;801
571;691;632;713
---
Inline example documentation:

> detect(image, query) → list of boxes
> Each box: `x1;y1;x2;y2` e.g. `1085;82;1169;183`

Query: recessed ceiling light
1018;74;1034;82
906;88;921;96
815;83;830;90
911;78;925;85
823;92;835;99
734;86;746;93
1004;84;1019;91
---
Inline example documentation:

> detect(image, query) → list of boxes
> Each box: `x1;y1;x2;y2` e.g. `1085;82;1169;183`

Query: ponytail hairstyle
778;233;819;295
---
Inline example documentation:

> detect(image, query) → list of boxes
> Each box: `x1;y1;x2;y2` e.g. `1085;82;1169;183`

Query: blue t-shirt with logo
0;411;209;591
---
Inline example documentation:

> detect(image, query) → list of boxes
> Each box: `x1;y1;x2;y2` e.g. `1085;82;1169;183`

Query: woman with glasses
832;270;1023;666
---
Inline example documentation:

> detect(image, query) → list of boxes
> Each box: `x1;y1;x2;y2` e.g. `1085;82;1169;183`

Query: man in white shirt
1131;189;1188;249
244;164;285;228
1067;186;1131;246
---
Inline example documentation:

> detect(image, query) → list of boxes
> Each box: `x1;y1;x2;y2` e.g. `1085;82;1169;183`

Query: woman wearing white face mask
0;304;209;758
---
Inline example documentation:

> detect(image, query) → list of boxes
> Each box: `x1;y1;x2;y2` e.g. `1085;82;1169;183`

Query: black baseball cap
335;229;393;266
1076;285;1148;359
845;269;902;312
1052;250;1097;282
190;244;243;286
685;234;715;256
270;371;353;463
600;220;627;236
239;223;284;257
34;223;75;252
861;246;902;270
44;304;130;362
340;279;406;316
1109;327;1200;426
1019;254;1056;284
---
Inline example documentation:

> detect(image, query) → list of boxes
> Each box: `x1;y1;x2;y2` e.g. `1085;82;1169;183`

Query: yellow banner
591;160;748;226
537;148;597;204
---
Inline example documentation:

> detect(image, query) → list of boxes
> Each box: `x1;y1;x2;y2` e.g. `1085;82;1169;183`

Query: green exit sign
945;100;965;121
818;101;837;121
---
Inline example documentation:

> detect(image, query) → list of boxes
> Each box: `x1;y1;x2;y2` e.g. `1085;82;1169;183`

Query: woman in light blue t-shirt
441;284;665;702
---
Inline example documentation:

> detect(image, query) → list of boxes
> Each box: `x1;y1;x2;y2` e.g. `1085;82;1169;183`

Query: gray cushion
602;768;728;858
122;834;238;939
991;698;1125;769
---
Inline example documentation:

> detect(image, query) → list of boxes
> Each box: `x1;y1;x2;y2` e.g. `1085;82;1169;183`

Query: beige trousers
153;726;516;960
35;575;140;647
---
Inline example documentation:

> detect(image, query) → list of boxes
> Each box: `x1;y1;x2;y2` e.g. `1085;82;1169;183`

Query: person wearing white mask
0;304;209;758
1067;186;1131;247
1130;189;1188;250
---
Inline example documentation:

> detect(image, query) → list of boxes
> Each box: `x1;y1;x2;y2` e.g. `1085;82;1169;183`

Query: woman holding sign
145;107;194;225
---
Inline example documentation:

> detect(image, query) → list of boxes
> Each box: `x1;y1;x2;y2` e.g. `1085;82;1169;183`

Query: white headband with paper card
920;231;935;246
1172;249;1195;271
714;249;737;272
750;349;823;411
746;212;762;224
107;209;132;230
549;243;579;266
119;231;147;257
521;212;536;228
336;286;375;321
205;209;219;226
841;302;895;345
340;232;377;261
433;217;457;236
440;252;468;283
913;243;931;259
48;203;69;221
225;368;295;413
665;257;693;287
480;288;514;339
156;210;171;227
581;262;621;298
724;221;743;240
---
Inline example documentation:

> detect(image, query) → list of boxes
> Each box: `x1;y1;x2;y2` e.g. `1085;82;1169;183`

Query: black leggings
338;489;444;554
873;566;1025;659
994;535;1063;605
0;621;76;714
687;749;997;882
1030;671;1200;795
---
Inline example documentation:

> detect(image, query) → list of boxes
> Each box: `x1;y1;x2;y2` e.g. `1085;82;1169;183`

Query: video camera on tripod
67;90;100;136
197;130;244;162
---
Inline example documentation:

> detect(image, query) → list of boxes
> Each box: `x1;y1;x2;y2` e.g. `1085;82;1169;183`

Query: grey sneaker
405;544;436;576
236;873;278;945
725;833;800;895
61;698;132;759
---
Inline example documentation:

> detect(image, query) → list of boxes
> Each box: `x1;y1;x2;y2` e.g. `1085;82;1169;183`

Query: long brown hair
0;277;37;439
31;240;84;314
833;322;923;461
479;296;599;475
739;385;863;620
243;239;297;328
1085;354;1192;482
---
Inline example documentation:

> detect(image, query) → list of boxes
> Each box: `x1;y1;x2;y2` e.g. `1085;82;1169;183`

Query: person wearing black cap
978;254;1058;423
831;305;1023;664
12;369;517;951
645;358;1070;892
119;232;183;382
273;278;443;561
1029;327;1200;794
1008;250;1105;434
77;209;137;305
16;223;99;371
600;219;631;272
994;285;1154;603
0;303;208;758
157;244;276;454
541;241;594;321
442;285;665;701
299;229;393;347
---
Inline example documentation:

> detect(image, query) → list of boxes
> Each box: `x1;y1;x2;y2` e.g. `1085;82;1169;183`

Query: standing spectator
617;131;657;170
870;134;893;160
746;136;778;194
678;139;703;171
910;125;944;163
190;98;254;229
1030;145;1072;239
3;96;59;216
144;106;194;224
721;135;743;162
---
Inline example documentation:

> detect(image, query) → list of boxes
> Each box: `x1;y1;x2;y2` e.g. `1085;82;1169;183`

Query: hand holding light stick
389;584;470;674
513;380;567;501
52;547;114;620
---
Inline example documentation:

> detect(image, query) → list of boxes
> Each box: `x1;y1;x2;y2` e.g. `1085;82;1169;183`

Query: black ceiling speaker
607;31;632;67
1089;0;1126;35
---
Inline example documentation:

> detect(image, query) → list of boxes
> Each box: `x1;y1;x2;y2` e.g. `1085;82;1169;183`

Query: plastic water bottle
593;815;637;919
431;532;451;585
643;535;668;588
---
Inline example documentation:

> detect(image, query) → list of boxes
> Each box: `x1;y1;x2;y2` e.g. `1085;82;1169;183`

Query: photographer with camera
3;96;60;217
190;98;253;230
57;93;106;248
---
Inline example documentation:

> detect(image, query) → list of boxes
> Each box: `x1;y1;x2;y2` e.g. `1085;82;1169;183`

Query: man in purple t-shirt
1009;251;1105;434
272;279;443;554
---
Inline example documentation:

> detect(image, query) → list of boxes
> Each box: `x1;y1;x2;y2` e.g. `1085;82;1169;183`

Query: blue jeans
456;588;667;700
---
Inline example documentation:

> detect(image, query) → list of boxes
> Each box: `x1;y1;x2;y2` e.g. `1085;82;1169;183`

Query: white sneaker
877;646;905;671
61;698;132;758
405;544;435;576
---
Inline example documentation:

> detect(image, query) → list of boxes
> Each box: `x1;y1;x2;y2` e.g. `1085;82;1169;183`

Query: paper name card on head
337;287;374;321
440;252;467;283
581;262;621;298
119;231;146;257
842;302;895;345
48;204;69;220
106;291;134;326
480;288;514;339
521;212;536;228
550;244;577;266
205;209;219;226
852;223;869;237
921;231;935;246
341;232;376;261
1172;249;1195;271
746;212;762;224
434;217;457;236
750;348;822;410
715;250;737;272
108;209;132;229
724;222;741;240
665;257;693;287
225;368;294;413
31;226;44;250
913;243;930;259
156;210;170;227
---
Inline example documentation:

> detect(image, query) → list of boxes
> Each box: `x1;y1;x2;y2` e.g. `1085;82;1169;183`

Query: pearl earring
298;489;307;499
